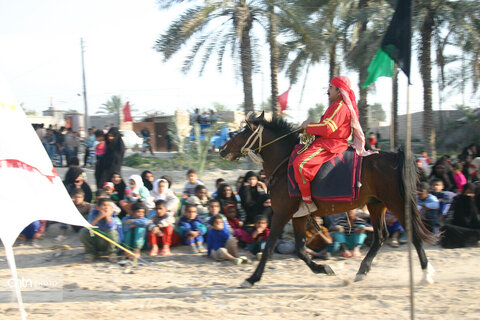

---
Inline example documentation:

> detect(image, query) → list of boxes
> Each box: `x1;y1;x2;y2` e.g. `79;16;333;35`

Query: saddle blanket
287;146;362;203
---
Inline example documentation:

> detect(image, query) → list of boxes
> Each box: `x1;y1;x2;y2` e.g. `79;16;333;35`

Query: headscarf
141;170;154;191
152;178;169;200
128;174;144;194
64;167;84;186
330;76;371;157
110;171;126;200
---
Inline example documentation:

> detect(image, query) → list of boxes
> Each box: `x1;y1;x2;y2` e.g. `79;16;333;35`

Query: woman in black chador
95;127;125;189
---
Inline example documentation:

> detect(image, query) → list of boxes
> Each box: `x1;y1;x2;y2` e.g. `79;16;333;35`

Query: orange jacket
305;99;352;154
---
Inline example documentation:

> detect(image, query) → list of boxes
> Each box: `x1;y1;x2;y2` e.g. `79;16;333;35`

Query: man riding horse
292;75;371;217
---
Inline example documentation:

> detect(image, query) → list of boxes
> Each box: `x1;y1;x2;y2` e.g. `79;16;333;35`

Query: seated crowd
17;143;480;264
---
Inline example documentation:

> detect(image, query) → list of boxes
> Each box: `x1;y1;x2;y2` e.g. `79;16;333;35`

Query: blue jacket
121;216;150;233
177;216;207;238
206;228;231;256
88;210;117;231
418;193;440;221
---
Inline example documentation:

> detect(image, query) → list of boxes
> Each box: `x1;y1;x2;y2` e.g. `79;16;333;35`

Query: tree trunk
419;8;436;159
357;0;369;131
391;66;398;151
328;43;338;80
235;5;254;115
268;1;280;116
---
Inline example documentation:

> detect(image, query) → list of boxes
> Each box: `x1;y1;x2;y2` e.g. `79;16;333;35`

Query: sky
0;0;473;125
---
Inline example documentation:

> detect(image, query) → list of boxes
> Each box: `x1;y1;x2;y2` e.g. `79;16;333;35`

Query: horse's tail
397;147;438;244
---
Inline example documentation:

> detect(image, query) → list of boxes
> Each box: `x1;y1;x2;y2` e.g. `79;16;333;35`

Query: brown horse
219;112;436;288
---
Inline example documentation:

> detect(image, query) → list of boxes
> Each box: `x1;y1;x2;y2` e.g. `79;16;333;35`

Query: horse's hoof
239;280;254;288
419;275;434;285
324;264;336;276
354;273;366;282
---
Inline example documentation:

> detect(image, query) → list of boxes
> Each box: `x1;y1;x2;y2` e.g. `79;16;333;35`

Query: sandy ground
1;165;480;319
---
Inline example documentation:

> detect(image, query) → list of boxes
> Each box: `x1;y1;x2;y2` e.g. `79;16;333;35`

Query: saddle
287;146;362;203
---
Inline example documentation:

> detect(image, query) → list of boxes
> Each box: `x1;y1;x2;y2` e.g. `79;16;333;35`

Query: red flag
123;101;133;122
277;87;290;113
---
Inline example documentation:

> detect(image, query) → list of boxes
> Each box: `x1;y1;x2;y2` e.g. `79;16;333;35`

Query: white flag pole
3;245;28;320
404;81;415;320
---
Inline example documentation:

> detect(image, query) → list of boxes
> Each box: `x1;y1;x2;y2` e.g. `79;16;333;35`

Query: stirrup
293;201;318;218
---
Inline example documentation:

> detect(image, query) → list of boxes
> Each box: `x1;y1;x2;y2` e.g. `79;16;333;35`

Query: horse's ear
257;111;265;121
245;111;258;131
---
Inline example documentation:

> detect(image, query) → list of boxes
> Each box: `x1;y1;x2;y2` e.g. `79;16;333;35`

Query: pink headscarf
330;75;372;157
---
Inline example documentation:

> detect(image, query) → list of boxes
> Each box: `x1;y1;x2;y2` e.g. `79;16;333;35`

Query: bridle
240;123;302;164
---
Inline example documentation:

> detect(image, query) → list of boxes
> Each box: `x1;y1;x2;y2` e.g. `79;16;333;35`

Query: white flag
0;74;91;319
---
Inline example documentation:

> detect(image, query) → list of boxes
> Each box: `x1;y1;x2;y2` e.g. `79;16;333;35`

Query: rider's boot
293;198;317;218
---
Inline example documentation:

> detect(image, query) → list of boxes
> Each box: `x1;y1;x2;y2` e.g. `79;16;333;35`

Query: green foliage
369;103;386;122
97;95;124;115
306;103;325;122
23;108;38;116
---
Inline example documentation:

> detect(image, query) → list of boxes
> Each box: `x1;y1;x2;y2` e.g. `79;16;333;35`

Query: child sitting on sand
80;197;119;263
176;204;207;254
245;215;270;260
225;204;250;244
207;215;244;264
185;185;210;222
147;200;175;256
206;216;245;264
122;202;149;258
206;199;232;234
305;216;333;259
182;169;204;198
330;209;373;258
17;221;42;246
55;188;92;242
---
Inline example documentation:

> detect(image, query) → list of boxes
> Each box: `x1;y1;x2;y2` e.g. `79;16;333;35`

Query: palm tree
96;95;125;127
414;0;480;159
280;1;342;104
342;0;392;130
154;1;256;114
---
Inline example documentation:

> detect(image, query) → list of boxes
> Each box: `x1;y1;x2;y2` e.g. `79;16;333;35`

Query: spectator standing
55;127;66;167
95;127;125;189
43;128;56;161
84;128;95;166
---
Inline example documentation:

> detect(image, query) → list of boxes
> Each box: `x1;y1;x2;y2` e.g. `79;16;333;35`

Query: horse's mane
252;116;300;141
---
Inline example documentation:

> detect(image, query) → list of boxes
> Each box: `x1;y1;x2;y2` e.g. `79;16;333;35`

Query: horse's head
219;111;264;161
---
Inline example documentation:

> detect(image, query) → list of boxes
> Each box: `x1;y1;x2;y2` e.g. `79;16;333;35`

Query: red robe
292;98;354;200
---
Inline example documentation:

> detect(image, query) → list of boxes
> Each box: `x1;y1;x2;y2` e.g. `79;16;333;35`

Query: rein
241;125;302;164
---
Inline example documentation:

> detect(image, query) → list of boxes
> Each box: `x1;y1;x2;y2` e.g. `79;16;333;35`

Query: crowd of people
18;126;480;264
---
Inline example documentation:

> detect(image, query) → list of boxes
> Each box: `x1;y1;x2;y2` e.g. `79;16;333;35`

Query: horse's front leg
355;202;387;281
241;208;291;288
292;216;335;275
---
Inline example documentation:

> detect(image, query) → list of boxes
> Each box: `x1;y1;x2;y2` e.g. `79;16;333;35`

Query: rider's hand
301;120;309;129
